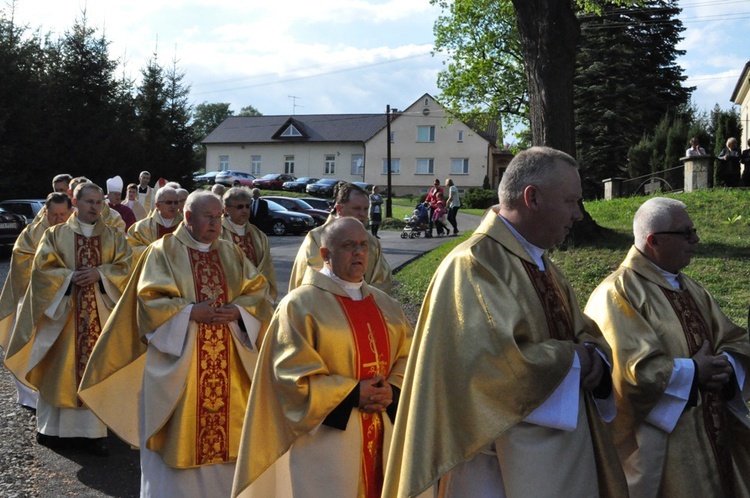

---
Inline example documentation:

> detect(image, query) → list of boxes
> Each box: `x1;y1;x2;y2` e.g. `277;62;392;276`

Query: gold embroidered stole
521;260;575;341
188;248;231;465
74;233;102;404
230;231;258;266
157;223;178;239
335;294;391;498
660;287;734;497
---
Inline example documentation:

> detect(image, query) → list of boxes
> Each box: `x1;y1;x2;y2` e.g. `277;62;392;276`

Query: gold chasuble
4;215;132;407
79;225;272;468
126;211;182;264
288;222;392;295
232;270;412;498
220;217;278;303
382;211;626;498
585;246;750;497
0;218;49;350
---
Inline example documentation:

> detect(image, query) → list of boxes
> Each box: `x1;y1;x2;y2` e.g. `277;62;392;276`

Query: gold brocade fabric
126;211;183;265
78;225;272;459
0;218;49;350
4;215;132;407
220;217;278;302
288;221;392;295
585;246;750;497
382;211;626;498
232;270;412;497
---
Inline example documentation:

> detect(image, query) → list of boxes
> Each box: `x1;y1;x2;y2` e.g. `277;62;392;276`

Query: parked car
264;199;316;236
282;177;319;193
352;181;374;193
298;197;332;212
214;170;256;187
306;178;342;198
263;196;330;226
0;206;26;246
253;173;297;190
193;171;220;187
0;199;45;224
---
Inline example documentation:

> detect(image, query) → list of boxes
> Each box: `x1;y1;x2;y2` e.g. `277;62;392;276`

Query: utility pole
386;104;393;218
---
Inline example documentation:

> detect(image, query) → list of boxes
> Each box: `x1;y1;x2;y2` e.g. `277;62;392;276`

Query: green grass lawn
394;189;750;326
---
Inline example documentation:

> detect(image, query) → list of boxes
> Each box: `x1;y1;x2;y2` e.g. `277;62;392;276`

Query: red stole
230;231;258;266
335;294;391;498
157;222;178;239
522;260;575;340
74;234;102;403
661;287;734;497
188;248;231;465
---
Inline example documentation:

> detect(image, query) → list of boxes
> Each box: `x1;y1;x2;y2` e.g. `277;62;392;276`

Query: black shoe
425;233;432;238
85;438;109;457
36;432;60;448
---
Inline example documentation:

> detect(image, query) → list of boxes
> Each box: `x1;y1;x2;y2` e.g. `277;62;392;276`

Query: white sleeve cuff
146;305;192;356
523;353;580;431
645;358;694;433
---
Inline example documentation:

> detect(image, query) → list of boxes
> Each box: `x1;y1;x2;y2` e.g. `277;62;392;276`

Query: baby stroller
401;203;429;239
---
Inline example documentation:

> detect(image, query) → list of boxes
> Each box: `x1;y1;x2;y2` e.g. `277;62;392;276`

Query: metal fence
616;164;687;197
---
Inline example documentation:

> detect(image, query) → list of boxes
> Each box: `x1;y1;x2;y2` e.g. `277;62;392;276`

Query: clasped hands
574;343;605;392
693;340;733;392
72;268;101;287
359;374;392;413
190;298;240;325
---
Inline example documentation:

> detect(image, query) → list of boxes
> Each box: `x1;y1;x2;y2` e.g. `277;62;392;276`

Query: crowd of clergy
0;147;748;498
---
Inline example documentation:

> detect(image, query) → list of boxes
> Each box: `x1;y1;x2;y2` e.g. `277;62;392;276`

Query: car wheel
271;220;287;236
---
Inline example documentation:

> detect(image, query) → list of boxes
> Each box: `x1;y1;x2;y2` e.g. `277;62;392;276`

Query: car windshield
320;179;337;185
296;200;313;209
266;200;285;211
261;174;278;179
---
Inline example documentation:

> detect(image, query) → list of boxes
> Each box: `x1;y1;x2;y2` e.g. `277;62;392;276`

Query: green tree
164;58;197;186
192;102;234;140
135;55;171;179
238;104;262;117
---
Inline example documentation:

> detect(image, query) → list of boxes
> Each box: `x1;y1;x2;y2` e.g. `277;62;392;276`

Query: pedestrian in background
369;185;383;239
445;178;461;236
424;179;443;238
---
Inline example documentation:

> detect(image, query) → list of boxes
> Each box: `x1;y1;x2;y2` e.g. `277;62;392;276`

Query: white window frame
417;126;435;143
325;155;336;175
281;125;302;137
251;155;261;175
390;131;395;143
351;154;364;175
219;155;229;171
457;130;464;142
382;158;400;175
416;158;434;175
451;158;470;175
285;155;295;174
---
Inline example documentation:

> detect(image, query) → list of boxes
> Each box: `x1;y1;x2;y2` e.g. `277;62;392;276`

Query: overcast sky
8;0;749;127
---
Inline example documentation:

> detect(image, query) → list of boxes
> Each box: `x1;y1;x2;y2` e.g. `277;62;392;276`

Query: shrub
462;188;498;209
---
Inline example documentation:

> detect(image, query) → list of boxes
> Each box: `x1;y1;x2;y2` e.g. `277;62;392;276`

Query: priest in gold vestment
288;182;392;294
4;183;131;455
79;190;272;497
220;187;278;302
232;217;412;498
585;196;750;498
383;147;626;498
126;186;183;264
0;193;73;408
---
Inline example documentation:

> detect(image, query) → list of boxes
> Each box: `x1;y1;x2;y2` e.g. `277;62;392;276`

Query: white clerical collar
185;230;212;252
648;260;681;290
157;212;175;227
78;219;96;237
498;214;546;270
320;266;364;300
228;219;246;236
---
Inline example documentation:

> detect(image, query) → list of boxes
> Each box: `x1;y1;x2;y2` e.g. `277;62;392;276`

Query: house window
285;155;295;174
251;155;261;175
417;126;435;143
325;155;336;175
219;156;229;171
457;130;464;142
351;154;364;175
281;125;302;137
390;132;395;143
416;158;434;175
424;97;429;106
451;158;470;174
382;158;400;175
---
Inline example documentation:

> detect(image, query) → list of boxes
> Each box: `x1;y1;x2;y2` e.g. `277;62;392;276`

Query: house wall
364;96;492;196
204;142;368;181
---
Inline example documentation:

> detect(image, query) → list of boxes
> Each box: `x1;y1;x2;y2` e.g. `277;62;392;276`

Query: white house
202;93;501;195
731;61;750;152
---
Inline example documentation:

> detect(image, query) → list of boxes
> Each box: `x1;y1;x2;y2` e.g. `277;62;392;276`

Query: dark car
263;196;330;226
265;199;316;236
352;181;374;193
306;178;342;198
0;206;26;246
252;173;296;190
0;199;45;224
215;170;256;187
298;197;332;212
193;171;220;187
282;177;319;193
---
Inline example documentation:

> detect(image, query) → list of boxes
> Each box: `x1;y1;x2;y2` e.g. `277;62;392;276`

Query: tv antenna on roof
288;95;303;115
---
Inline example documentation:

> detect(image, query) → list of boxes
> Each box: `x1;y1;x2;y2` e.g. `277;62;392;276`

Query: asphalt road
0;211;481;497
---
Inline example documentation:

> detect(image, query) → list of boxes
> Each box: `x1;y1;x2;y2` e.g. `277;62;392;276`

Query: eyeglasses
229;203;251;209
653;227;697;241
159;200;179;205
